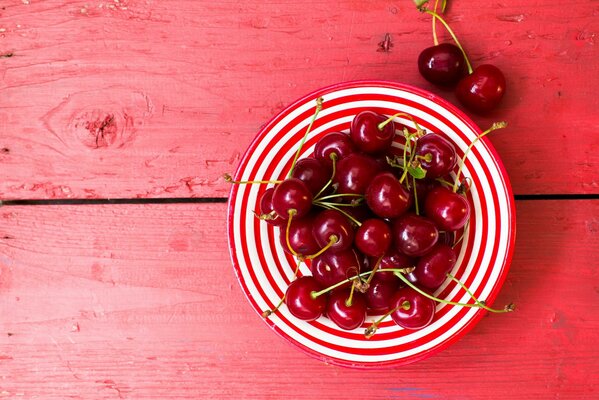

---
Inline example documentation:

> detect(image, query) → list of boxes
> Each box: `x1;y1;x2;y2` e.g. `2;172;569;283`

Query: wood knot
85;113;118;148
70;108;136;149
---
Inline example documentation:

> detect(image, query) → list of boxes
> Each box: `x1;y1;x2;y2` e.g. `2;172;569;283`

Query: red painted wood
0;201;597;398
0;1;597;199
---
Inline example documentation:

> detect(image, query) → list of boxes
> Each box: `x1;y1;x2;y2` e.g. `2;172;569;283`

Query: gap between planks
0;194;598;206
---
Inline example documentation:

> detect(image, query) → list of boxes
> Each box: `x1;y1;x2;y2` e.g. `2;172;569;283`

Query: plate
227;80;516;368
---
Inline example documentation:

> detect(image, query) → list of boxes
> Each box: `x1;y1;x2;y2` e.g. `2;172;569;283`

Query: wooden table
1;1;597;398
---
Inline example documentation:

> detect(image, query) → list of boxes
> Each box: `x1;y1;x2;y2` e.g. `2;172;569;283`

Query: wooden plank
0;201;597;398
0;1;597;199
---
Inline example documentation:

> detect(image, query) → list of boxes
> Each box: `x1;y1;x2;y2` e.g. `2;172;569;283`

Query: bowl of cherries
226;80;515;368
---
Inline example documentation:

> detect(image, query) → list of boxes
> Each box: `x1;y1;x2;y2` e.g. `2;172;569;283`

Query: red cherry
390;287;436;330
424;185;471;231
327;289;367;330
334;153;381;197
365;172;411;219
310;248;364;288
258;187;286;227
285;276;327;321
272;178;313;219
350;111;395;154
291;158;331;196
418;43;466;86
365;274;401;314
456;64;506;113
372;249;415;282
279;214;320;256
314;131;355;168
354;218;392;257
411;243;457;290
415;133;457;179
392;214;439;257
312;209;355;253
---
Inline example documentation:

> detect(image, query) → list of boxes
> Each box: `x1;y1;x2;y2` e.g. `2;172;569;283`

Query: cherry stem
314;153;337;199
393;270;514;313
262;259;304;318
365;255;384;286
223;173;282;185
288;97;324;177
377;112;425;135
446;272;489;310
316;203;362;227
345;281;356;307
315;193;363;202
306;235;338;260
311;267;415;299
452;221;469;249
413;175;420;215
432;0;440;46
285;210;300;258
254;210;277;221
423;10;473;74
364;305;400;339
435;177;455;187
399;133;418;184
452;122;507;192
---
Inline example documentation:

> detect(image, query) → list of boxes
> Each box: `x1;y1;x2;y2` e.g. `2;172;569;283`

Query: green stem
432;0;440;46
313;153;337;199
452;122;507;192
423;10;473;74
288;97;323;177
394;270;513;313
284;210;300;258
311;267;414;299
364;306;399;338
413;175;420;215
316;203;362;227
315;193;363;202
377;112;425;134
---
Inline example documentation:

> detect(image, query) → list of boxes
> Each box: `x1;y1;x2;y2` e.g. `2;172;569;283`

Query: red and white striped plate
227;80;516;368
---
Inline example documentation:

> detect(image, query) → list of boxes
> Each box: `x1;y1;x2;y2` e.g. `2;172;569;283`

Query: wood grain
0;201;597;399
0;0;597;200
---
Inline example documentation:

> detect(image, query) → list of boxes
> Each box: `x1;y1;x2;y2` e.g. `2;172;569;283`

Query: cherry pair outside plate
226;80;516;368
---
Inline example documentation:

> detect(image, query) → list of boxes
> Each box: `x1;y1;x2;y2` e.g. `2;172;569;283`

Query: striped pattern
227;81;516;368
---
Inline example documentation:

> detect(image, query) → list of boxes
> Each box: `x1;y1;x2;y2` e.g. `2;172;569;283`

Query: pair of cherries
417;9;506;113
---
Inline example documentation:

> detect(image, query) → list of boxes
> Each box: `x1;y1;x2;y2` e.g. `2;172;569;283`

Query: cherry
420;10;506;113
365;275;400;314
365;172;411;218
374;249;415;282
285;276;327;321
418;43;466;86
415;133;457;179
390;286;436;330
291;158;331;196
411;243;457;290
258;187;286;227
327;289;367;330
334;153;381;197
272;178;313;219
311;248;364;288
350;111;395;154
354;218;392;257
392;213;438;257
456;64;506;114
312;209;355;253
424;185;471;231
280;214;320;257
314;131;355;168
